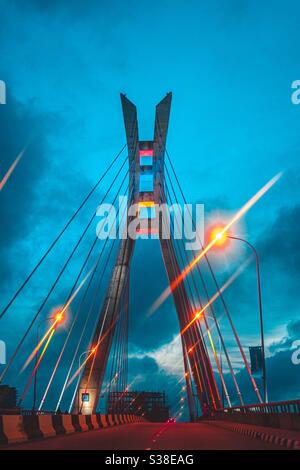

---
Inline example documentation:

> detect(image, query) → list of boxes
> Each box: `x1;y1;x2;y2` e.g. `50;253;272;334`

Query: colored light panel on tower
139;173;154;192
139;149;153;166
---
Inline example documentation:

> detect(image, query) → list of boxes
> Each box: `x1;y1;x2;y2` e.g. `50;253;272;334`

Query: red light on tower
139;149;153;157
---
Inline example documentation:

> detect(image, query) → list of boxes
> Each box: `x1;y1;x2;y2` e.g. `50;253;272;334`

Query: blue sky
0;0;300;418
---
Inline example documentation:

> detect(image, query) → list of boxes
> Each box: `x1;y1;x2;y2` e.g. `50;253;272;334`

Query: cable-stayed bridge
0;93;299;450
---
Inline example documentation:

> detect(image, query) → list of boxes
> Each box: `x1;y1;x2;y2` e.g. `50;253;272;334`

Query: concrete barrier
205;420;300;450
1;415;27;444
23;415;43;440
52;415;66;435
71;414;81;432
78;414;89;432
38;415;56;438
212;410;300;431
85;414;93;430
0;413;145;446
99;414;108;428
62;415;75;434
106;414;115;427
90;414;99;430
113;414;121;425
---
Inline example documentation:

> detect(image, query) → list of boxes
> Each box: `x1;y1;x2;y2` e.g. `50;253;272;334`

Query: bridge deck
4;422;281;450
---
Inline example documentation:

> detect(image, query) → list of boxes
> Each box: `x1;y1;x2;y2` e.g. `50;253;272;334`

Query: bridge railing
204;399;300;431
222;399;300;415
0;408;54;415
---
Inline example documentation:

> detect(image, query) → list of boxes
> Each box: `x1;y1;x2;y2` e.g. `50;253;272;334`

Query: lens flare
21;315;62;373
208;225;230;247
21;267;95;372
180;256;252;337
66;319;117;389
0;149;25;191
18;329;55;405
149;172;282;314
66;347;97;388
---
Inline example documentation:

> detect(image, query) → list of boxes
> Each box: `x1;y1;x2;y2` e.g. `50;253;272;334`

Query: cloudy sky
0;0;300;418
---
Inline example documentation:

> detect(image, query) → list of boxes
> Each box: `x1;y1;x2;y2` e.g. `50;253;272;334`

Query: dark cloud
0;95;51;285
258;203;300;275
228;347;300;404
129;355;159;378
269;319;300;354
128;355;185;417
222;320;300;406
129;239;180;350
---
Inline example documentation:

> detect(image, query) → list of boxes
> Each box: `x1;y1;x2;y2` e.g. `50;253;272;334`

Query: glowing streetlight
54;311;64;324
209;226;267;403
77;347;97;413
227;234;267;403
208;226;230;248
33;312;65;411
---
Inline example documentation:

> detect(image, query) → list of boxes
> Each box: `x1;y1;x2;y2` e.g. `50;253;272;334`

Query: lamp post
33;316;53;412
77;349;93;414
226;235;267;403
204;315;224;407
33;311;64;412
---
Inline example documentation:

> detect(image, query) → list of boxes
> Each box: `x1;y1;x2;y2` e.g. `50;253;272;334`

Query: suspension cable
164;168;231;401
165;149;261;403
70;141;138;413
38;182;131;410
164;157;243;405
0;144;127;321
56;189;131;412
159;183;217;409
79;229;131;414
0;156;129;384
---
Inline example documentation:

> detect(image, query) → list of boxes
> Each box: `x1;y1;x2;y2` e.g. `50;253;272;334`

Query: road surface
5;422;280;450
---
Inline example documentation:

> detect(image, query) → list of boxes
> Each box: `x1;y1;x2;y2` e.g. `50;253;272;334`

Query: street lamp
194;312;225;407
77;349;95;413
33;313;64;411
210;228;267;403
226;235;267;403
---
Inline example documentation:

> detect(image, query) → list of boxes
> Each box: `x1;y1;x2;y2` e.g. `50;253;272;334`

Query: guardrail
221;399;300;415
0;409;58;415
204;399;300;431
0;412;146;445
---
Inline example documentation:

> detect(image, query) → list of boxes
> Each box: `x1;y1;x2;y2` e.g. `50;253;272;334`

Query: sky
0;0;300;419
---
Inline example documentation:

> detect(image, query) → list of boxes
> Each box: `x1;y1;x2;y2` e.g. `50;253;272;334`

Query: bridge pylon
73;93;221;418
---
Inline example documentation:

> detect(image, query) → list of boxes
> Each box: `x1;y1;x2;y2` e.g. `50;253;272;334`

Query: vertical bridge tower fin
74;93;221;418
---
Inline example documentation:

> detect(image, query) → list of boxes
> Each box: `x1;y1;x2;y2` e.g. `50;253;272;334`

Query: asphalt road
5;422;280;450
